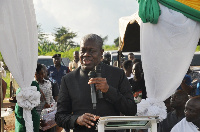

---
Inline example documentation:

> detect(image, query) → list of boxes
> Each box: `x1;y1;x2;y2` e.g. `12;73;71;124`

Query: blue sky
33;0;139;45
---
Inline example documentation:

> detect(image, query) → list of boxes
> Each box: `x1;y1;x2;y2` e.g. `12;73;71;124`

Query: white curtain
0;0;40;132
137;4;200;120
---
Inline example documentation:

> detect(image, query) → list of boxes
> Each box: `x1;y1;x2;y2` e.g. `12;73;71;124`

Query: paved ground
4;112;15;132
2;98;15;132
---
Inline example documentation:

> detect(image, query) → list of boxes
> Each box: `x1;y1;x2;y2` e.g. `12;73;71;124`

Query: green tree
102;35;108;44
54;26;77;50
196;45;200;51
62;47;80;61
37;24;47;46
114;37;119;47
103;45;118;51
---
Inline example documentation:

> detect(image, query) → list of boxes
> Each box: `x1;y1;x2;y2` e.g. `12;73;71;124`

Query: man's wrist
74;117;80;128
75;117;79;124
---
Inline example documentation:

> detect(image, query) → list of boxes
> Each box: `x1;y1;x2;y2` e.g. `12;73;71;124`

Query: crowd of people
12;34;200;132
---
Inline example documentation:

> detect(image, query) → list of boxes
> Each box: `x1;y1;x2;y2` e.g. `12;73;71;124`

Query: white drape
0;0;40;132
137;4;200;120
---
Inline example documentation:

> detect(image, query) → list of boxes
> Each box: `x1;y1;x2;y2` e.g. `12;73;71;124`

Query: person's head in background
73;51;79;63
52;54;62;67
102;52;111;65
164;97;173;113
170;90;189;111
42;64;48;80
128;53;135;61
133;58;141;64
113;61;118;67
80;34;104;71
184;96;200;125
132;62;143;81
35;63;44;83
122;60;133;77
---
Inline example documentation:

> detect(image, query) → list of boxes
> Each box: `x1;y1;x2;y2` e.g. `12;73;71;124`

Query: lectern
96;116;159;132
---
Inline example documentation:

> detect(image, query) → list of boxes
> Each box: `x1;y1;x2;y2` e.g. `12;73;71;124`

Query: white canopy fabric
0;0;40;132
137;4;200;121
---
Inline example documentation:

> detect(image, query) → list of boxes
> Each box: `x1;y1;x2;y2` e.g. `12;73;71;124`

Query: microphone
95;64;103;99
88;71;97;109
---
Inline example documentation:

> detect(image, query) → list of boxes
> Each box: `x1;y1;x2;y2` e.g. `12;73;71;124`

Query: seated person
171;96;200;132
158;90;189;132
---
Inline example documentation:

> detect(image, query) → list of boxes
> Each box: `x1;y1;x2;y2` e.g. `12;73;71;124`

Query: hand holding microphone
88;64;109;109
88;64;109;94
88;77;109;93
88;75;109;110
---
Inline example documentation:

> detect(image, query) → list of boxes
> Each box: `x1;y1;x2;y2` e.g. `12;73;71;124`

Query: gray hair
81;34;103;49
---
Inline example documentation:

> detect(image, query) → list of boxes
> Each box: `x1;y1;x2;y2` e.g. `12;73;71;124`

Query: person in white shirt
171;96;200;132
69;51;80;71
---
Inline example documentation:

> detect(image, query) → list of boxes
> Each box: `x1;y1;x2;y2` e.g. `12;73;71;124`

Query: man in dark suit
56;34;137;132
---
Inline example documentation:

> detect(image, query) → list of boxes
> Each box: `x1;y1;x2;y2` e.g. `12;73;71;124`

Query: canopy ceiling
119;12;200;51
118;12;141;52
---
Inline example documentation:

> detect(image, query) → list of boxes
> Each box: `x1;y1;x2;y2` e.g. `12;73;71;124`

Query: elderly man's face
80;40;103;71
184;99;200;122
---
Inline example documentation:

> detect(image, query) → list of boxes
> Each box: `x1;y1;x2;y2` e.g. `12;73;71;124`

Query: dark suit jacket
56;63;137;132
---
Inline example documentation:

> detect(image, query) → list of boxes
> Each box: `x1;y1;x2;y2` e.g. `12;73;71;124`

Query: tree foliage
102;35;108;44
103;45;118;51
196;45;200;51
37;24;48;46
54;26;77;49
114;37;119;47
37;25;79;54
37;25;119;60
